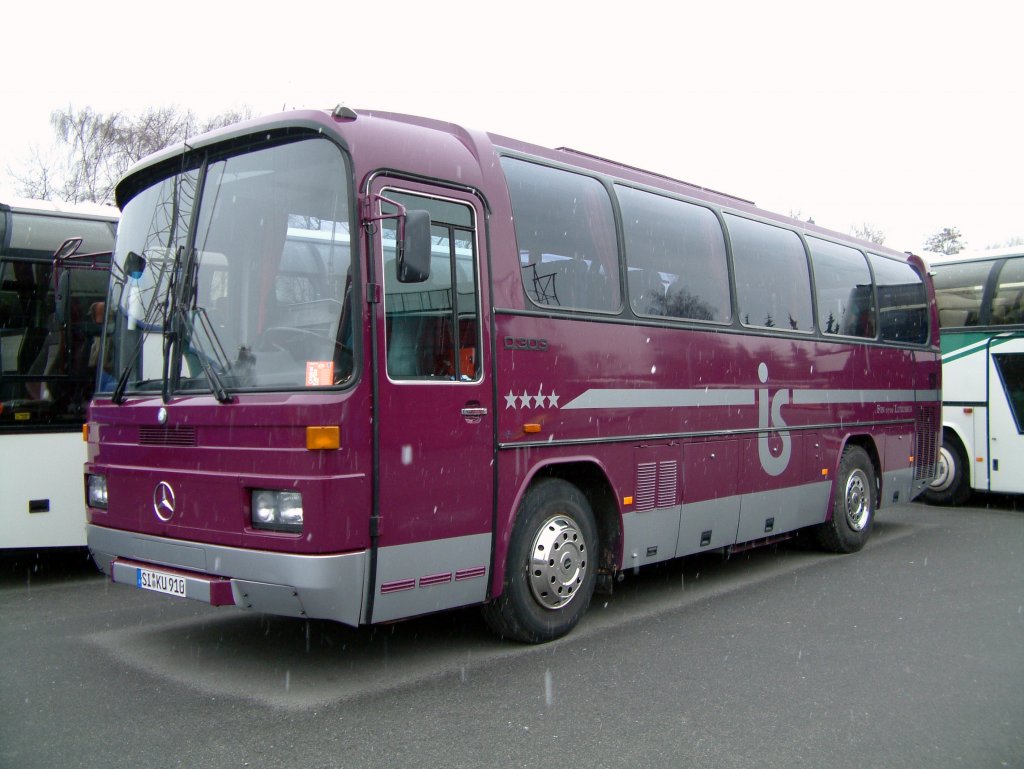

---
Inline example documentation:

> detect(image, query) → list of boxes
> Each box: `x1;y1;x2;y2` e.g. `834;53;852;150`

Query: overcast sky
3;0;1021;253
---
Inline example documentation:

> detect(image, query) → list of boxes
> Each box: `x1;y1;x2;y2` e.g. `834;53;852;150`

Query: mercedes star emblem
153;481;176;522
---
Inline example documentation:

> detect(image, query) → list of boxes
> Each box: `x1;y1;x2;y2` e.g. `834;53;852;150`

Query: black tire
921;435;971;506
815;445;876;553
482;478;598;643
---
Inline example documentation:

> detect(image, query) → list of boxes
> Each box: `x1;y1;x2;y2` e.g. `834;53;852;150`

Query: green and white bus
1;198;118;548
925;247;1024;504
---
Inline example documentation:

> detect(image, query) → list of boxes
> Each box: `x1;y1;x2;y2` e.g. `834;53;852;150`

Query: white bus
1;198;118;548
925;247;1024;504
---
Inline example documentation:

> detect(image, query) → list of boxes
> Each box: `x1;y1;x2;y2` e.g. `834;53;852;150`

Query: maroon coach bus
85;106;941;642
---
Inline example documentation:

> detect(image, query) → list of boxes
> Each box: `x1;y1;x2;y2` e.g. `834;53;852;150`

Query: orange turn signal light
523;423;542;434
306;426;340;450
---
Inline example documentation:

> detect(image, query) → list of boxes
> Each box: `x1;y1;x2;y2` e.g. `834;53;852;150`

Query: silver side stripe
562;387;936;411
562;389;755;410
791;389;920;405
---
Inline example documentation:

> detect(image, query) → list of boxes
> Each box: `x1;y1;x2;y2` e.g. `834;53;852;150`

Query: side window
726;215;814;332
382;193;480;381
0;257;106;426
933;260;992;328
869;254;929;344
993;353;1024;433
618;186;731;323
807;237;876;338
990;257;1024;326
8;212;115;257
501;157;621;312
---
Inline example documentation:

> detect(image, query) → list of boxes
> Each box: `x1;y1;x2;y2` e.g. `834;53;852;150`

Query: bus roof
114;106;911;260
924;246;1024;268
0;196;120;221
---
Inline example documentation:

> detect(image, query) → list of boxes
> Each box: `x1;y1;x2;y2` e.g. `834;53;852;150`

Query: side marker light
306;426;340;450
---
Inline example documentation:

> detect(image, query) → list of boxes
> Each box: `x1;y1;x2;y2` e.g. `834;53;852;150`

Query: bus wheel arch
816;441;878;553
922;428;971;506
841;434;881;504
484;463;618;642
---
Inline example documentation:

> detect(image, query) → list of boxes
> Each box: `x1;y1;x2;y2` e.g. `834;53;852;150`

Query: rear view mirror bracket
363;193;431;283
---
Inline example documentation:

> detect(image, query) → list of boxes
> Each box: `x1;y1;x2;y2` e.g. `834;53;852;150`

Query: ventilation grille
914;405;939;481
635;460;679;511
138;426;197;447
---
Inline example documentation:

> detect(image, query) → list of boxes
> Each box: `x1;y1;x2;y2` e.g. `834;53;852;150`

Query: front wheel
482;478;598;643
815;445;876;553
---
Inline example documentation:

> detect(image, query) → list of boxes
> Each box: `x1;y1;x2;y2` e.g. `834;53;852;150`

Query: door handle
461;406;488;418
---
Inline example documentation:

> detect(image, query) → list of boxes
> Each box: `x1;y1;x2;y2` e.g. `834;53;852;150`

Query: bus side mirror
397;209;431;283
53;237;85;324
124;251;147;279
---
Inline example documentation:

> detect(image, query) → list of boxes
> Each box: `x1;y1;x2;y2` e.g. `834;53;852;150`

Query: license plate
136;567;187;598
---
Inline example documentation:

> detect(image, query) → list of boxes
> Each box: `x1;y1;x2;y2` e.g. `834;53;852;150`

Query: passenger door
988;336;1024;493
368;182;494;623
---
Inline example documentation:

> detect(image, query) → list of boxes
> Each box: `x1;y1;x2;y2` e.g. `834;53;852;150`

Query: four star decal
504;386;560;410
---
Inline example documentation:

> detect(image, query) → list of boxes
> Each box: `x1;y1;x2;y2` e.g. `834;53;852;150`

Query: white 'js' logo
757;363;792;476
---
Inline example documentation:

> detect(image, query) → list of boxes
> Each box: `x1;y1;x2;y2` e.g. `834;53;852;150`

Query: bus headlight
251;490;303;532
87;474;108;509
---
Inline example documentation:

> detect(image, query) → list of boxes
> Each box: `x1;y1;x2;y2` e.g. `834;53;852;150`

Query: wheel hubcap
529;515;587;610
845;469;871;531
929;446;954;493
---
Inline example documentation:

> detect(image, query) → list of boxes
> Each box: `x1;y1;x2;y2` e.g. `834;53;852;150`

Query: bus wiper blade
174;305;234;404
112;322;156;405
111;360;132;405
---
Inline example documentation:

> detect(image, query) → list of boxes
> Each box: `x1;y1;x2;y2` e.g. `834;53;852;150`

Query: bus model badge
154;482;176;521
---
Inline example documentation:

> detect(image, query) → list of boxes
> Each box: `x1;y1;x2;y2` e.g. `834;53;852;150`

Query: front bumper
88;524;369;626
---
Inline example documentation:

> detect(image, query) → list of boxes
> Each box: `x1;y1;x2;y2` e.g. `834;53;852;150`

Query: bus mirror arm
363;193;432;283
52;237;113;323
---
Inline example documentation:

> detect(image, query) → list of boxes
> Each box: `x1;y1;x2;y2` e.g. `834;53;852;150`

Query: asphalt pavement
1;496;1021;769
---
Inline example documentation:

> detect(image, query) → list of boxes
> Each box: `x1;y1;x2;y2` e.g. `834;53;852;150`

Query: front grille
138;426;197;447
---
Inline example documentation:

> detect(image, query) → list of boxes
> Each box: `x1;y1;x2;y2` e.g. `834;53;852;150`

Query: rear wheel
921;435;971;506
483;478;597;643
816;445;876;553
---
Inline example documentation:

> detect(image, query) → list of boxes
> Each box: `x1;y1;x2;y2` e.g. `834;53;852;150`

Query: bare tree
12;105;251;205
9;145;61;200
987;236;1024;249
924;227;965;255
850;222;886;245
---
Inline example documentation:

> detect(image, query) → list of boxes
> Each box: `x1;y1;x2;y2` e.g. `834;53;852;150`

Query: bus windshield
100;137;354;398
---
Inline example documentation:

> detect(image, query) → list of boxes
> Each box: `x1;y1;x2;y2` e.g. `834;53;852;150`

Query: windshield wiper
173;304;234;404
111;355;134;405
161;243;233;405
